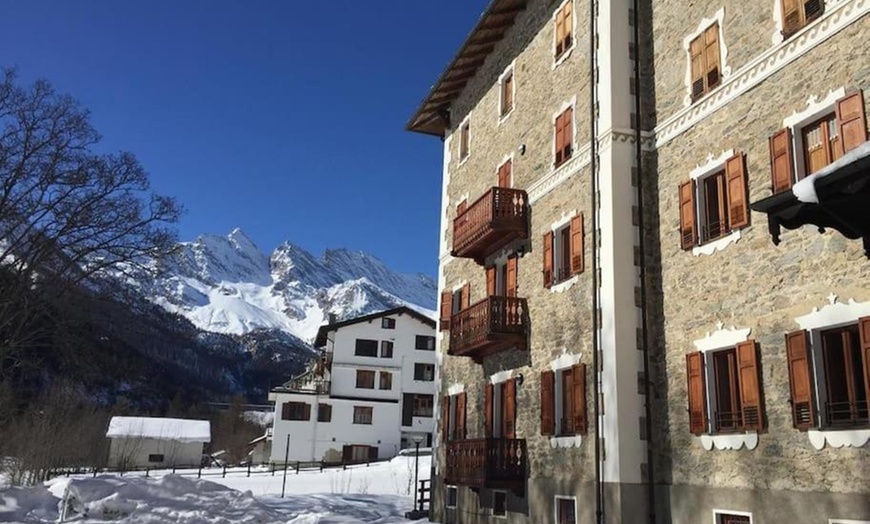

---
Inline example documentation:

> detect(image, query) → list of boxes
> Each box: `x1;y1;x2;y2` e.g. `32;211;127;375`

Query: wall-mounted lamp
519;143;527;155
516;373;524;387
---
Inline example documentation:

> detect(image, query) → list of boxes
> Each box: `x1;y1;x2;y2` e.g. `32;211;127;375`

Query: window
499;66;514;118
781;0;824;37
497;158;512;188
355;339;378;357
556;497;577;524
543;215;583;288
678;153;749;250
415;335;435;350
492;490;507;517
381;317;396;329
282;401;311;421
459;119;470;161
554;106;574;167
356;370;375;389
787;320;870;430
353;406;373;425
486;255;518;297
686;341;762;436
413;394;434;417
484;379;517;439
541;365;587;436
148;454;164;463
689;24;721;102
801;113;842;175
446;486;458;508
715;512;751;524
318;403;332;422
439;283;469;331
380;340;394;358
414;363;435;381
554;0;573;61
441;392;466;440
379;371;393;390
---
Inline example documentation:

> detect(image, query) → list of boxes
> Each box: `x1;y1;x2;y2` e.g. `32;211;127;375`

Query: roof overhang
406;0;528;136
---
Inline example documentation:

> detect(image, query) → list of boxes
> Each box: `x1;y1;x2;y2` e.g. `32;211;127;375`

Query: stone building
407;0;869;523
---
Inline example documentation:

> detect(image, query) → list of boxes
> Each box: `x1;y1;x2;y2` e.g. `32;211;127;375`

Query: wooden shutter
836;90;867;153
705;25;720;89
725;153;749;229
439;290;452;331
498;160;512;188
858;317;870;413
782;0;801;34
503;74;513;114
572;363;587;434
302;403;312;421
543;231;554;287
555;113;565;165
461;283;471;310
686;351;707;435
785;330;815;430
504;378;517;438
769;127;794;194
506;256;518;297
678;180;697;250
441;395;450;440
484;382;494;437
486;267;497;296
456;392;467;440
563;107;573;161
555;6;565;56
736;341;762;431
570;214;584;274
690;35;705;100
541;370;555;435
563;0;573;45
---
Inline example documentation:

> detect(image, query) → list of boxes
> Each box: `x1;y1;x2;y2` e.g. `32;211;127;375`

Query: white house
106;416;210;469
268;307;437;464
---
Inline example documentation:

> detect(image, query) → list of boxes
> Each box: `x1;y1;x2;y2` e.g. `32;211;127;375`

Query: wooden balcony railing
444;438;526;495
449;296;528;361
452;187;528;263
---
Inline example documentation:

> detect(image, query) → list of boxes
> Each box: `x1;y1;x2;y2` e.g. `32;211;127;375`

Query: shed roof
106;417;211;443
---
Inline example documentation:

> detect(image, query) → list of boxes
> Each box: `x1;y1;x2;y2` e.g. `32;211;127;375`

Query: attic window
382;317;396;329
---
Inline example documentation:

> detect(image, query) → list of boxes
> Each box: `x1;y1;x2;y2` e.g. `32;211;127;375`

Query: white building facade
268;307;437;464
106;416;210;470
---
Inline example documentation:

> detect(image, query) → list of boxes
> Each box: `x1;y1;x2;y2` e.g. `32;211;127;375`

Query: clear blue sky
0;1;486;277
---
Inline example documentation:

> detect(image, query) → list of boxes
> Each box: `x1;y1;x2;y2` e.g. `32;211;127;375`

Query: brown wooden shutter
456;392;467;440
303;403;312;421
506;256;518;297
486;266;497;296
563;0;573;44
785;330;815;430
461;283;471;310
543;231;554;287
555;7;565;56
782;0;802;34
484;382;494;437
836;90;867;153
563;107;574;160
498;160;512;188
554;113;565;165
725;153;749;229
678;180;697;250
735;341;762;431
690;35;705;100
439;290;452;331
705;24;720;89
769;128;794;194
572;363;587;434
441;395;450;440
686;351;707;435
504;378;517;438
858;317;870;413
570;213;584;274
541;370;555;435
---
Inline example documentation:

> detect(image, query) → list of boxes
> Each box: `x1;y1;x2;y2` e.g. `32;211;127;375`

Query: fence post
172;465;176;474
271;463;275;476
247;463;251;478
145;468;149;478
295;462;300;475
222;464;227;478
198;467;201;479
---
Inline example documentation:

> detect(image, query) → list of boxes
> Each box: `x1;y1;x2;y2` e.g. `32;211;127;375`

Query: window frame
353;405;373;425
413;394;434;417
552;0;575;66
282;401;310;421
552;222;573;285
379;371;393;390
415;335;436;351
713;509;753;524
356;370;376;390
381;317;396;329
809;323;869;430
446;485;458;508
800;112;843;176
554;496;577;524
553;103;575;168
354;339;378;357
414;363;435;381
317;403;332;423
148;454;164;463
498;62;516;122
779;0;824;38
492;490;508;518
458;116;471;164
696;167;731;245
380;340;394;358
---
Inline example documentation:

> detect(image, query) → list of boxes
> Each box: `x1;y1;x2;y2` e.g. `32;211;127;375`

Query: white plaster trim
692;230;741;256
549;435;583;448
528;142;591;204
655;0;868;148
489;369;514;384
458;113;471;166
830;520;870;524
808;429;870;450
550;275;579;294
447;383;465;396
772;0;786;45
690;149;735;180
551;0;576;70
700;432;759;451
550;210;578;232
497;60;516;125
682;8;732;107
693;324;751;352
549;351;582;371
713;509;754;524
794;297;870;331
783;86;847;180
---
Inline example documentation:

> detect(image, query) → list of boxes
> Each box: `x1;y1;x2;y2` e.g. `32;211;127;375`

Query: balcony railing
444;438;526;495
452;187;528;263
824;400;870;428
449;296;528;361
274;379;331;395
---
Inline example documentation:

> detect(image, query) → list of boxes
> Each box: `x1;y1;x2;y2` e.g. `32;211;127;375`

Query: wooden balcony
444;438;526;495
449;296;528;361
452;187;529;263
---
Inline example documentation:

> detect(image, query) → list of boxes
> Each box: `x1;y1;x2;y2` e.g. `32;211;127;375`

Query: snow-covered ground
0;455;432;523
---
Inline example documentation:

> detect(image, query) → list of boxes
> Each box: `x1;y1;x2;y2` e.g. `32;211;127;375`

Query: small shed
106;416;210;470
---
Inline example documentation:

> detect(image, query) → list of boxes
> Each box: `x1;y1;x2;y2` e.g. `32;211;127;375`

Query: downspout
632;0;657;522
589;0;602;521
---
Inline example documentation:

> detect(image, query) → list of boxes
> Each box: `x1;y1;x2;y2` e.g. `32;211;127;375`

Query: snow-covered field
0;455;432;523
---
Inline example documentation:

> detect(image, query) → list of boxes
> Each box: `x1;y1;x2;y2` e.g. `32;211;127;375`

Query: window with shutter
786;330;816;429
356;370;375;389
547;217;578;284
678;180;697;249
541;370;555;435
455;392;467;439
282;401;311;421
688;24;721;102
503;378;517;438
682;152;750;250
781;0;825;37
686;351;707;435
461;282;471;310
769;128;795;194
836;90;867;153
725;153;749;230
690;342;764;435
572;363;587;434
506;256;518;297
440;290;452;331
459;120;470;161
736;341;763;431
554;0;573;61
485;382;494;437
570;214;584;275
499;67;514;118
498;159;512;188
554;107;574;167
543;231;554;288
486;266;497;296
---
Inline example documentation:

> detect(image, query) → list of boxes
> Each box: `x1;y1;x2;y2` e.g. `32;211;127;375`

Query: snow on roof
793;140;870;204
106;417;211;443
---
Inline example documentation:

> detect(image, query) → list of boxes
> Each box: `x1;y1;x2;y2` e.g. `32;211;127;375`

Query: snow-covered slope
125;229;436;343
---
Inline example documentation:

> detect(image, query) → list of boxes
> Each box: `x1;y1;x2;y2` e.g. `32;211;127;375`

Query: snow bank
244;410;274;428
792;140;870;204
106;416;211;443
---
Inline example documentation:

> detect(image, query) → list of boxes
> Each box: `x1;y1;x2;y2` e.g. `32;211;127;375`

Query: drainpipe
632;0;657;522
589;0;603;521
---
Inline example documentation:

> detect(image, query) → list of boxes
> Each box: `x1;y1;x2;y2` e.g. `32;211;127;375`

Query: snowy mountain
123;229;437;343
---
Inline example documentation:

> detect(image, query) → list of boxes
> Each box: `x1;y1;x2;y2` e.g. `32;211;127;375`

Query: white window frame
492;489;508;518
712;509;753;524
783;86;846;182
497;61;516;124
552;97;577;169
554;496;578;524
458;114;471;165
552;0;576;69
681;8;731;107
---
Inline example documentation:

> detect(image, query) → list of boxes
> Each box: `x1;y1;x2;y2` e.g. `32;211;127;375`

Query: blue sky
0;1;486;277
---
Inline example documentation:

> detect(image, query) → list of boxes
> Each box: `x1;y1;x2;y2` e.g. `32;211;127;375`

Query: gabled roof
406;0;528;136
314;307;436;347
